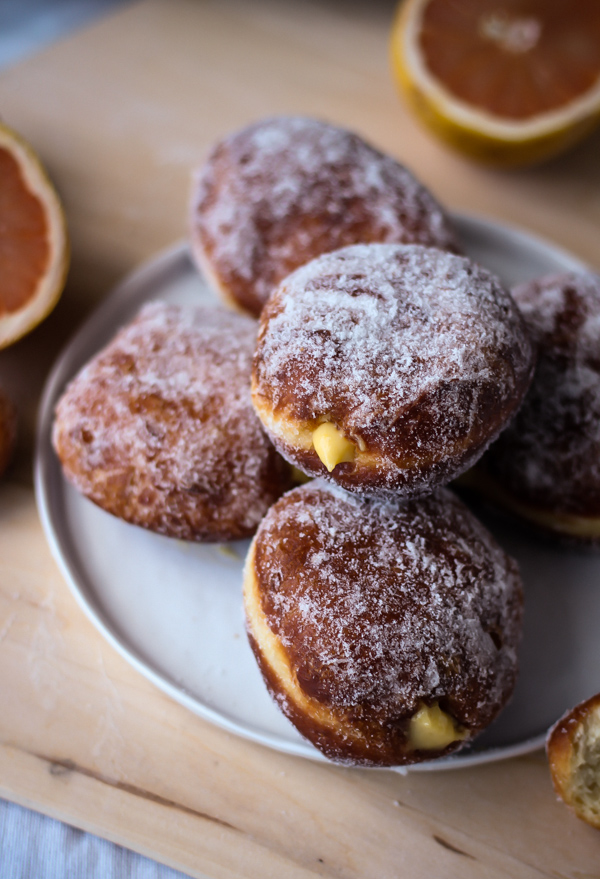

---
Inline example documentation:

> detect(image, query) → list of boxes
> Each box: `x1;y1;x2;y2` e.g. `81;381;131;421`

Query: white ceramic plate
35;214;600;772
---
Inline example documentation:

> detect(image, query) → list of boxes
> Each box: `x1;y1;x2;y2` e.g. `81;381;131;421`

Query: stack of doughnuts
188;116;535;767
55;115;545;769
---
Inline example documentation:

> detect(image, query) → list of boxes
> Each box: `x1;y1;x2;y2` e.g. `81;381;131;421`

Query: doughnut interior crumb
547;693;600;829
569;707;600;825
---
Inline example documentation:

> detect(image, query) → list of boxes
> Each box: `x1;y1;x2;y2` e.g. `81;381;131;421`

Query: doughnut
244;481;523;767
190;116;460;317
0;388;16;479
251;243;534;497
477;272;600;543
52;302;292;542
546;692;600;830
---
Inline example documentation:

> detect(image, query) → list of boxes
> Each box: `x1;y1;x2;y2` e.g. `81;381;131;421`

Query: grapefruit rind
0;122;69;349
390;0;600;167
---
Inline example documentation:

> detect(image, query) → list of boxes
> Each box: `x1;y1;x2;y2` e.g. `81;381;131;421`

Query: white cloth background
0;800;193;878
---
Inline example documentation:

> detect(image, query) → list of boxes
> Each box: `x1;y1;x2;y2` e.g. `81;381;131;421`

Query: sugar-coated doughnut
252;243;534;497
52;302;292;542
190;116;460;317
244;481;523;767
478;272;600;543
0;388;16;478
546;692;600;830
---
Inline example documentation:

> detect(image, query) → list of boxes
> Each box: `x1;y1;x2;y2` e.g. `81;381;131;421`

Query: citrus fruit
390;0;600;166
0;121;69;349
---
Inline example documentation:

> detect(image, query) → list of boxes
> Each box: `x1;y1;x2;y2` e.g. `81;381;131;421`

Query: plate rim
35;212;589;773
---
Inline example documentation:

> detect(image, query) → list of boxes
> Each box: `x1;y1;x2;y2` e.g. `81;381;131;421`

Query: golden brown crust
458;468;600;547
244;482;523;766
547;693;600;830
252;243;534;497
52;302;292;542
190;116;460;317
0;388;17;478
482;272;600;533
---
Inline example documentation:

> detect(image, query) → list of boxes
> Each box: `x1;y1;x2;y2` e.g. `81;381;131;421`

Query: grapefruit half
0;121;69;348
391;0;600;166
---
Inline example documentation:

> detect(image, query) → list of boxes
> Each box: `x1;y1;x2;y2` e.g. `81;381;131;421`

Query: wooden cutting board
1;2;600;876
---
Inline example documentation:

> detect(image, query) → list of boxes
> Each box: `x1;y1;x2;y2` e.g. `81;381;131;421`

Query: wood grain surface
1;1;600;876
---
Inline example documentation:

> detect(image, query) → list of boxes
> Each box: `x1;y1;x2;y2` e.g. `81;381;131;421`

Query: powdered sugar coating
484;272;600;517
252;482;522;760
190;116;460;316
253;243;534;496
52;302;291;541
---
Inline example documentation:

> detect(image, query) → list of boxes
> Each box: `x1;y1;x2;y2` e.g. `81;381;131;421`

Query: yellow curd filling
312;423;355;472
408;702;467;750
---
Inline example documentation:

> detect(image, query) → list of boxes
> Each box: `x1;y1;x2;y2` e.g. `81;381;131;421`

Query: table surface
1;1;600;877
